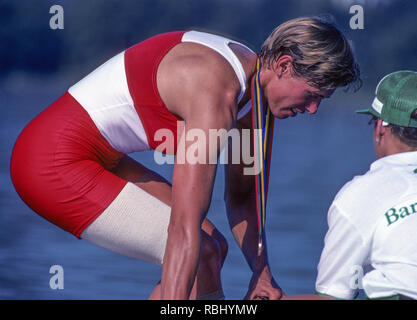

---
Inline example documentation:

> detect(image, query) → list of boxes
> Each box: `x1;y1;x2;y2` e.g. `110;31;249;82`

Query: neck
237;54;259;110
377;134;417;158
381;146;417;158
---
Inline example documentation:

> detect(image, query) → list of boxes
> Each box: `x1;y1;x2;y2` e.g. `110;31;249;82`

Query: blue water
0;73;375;299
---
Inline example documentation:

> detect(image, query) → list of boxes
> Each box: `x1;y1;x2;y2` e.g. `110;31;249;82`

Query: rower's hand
244;266;283;300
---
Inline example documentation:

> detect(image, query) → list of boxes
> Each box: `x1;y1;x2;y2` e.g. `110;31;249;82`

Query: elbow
167;216;201;249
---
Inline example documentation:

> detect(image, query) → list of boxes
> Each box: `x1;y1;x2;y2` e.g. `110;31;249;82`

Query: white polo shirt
315;151;417;299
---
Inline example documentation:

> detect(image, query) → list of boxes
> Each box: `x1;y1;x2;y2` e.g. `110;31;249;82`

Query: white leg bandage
81;182;171;265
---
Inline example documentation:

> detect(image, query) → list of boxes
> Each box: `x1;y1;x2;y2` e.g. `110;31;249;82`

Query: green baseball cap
356;71;417;128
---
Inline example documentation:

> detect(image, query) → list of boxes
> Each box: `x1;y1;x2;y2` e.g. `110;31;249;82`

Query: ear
272;55;293;78
375;119;387;143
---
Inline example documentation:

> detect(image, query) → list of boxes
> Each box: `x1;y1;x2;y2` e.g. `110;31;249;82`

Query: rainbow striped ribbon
250;58;275;254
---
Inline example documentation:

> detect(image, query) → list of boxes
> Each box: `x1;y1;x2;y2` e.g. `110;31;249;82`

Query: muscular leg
110;155;228;299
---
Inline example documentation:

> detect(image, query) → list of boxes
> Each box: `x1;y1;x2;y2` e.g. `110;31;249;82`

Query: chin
269;107;281;118
272;110;288;119
276;114;289;119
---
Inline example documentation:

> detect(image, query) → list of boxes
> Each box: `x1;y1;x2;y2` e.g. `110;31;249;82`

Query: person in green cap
314;70;417;300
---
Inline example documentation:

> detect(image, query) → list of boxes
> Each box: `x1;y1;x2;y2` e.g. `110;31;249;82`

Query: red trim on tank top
125;31;185;153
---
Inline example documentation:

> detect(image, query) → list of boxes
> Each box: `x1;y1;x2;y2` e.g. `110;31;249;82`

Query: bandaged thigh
81;182;170;265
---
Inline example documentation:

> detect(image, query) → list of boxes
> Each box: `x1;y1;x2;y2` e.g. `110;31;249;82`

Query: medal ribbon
250;58;275;254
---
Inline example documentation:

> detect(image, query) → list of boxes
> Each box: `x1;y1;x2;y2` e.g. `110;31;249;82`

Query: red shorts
10;92;127;238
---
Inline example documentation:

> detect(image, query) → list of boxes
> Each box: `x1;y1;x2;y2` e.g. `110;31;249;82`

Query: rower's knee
216;232;228;266
210;229;228;266
200;233;221;269
200;232;228;269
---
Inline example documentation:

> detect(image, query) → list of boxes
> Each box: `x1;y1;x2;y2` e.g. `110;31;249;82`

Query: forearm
160;218;201;299
225;196;270;272
160;146;218;299
226;197;282;300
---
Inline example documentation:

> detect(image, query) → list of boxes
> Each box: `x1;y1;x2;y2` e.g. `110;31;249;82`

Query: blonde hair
260;16;361;91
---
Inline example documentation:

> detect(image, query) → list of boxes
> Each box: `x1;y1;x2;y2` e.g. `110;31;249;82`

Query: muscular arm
161;110;232;299
224;112;281;299
158;45;238;299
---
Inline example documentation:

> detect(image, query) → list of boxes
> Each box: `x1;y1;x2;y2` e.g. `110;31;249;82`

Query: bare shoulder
157;42;242;120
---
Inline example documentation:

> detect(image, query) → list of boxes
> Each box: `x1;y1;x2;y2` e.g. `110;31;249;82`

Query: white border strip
371;97;383;114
